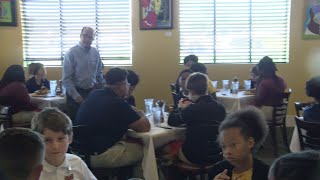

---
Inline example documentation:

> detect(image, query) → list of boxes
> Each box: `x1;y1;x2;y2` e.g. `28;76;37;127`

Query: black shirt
209;158;269;180
75;87;140;154
168;95;226;164
25;76;50;93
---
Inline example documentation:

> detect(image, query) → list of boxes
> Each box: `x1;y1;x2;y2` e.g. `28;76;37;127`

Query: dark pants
66;87;93;121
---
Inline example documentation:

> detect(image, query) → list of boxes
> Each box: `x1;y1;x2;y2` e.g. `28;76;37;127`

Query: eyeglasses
81;33;95;40
114;82;130;87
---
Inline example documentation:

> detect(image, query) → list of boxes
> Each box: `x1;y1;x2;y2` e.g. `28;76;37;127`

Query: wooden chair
267;89;292;156
170;84;176;93
70;125;133;180
294;102;312;117
171;122;222;180
0;105;12;129
295;116;320;150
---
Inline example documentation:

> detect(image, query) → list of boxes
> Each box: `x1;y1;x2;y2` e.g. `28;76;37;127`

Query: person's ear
248;137;255;149
68;134;73;144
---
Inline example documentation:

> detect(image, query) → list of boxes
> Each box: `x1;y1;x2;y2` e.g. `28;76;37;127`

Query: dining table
127;113;186;180
216;90;255;113
30;94;66;109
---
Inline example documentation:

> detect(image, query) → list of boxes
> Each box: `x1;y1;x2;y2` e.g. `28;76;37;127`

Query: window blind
20;0;131;66
180;0;291;63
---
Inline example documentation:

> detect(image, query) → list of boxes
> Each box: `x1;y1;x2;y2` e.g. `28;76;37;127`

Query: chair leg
281;125;290;152
269;125;278;157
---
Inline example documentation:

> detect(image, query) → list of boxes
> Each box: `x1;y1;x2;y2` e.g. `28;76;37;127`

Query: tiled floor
255;126;294;165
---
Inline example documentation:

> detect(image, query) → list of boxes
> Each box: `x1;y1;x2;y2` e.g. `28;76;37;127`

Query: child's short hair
190;62;207;74
305;76;320;100
219;107;268;151
269;150;320;180
127;69;140;87
31;107;73;135
0;128;44;180
186;72;208;95
183;54;198;65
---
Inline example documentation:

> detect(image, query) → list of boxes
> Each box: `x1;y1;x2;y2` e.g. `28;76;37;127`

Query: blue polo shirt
75;87;140;154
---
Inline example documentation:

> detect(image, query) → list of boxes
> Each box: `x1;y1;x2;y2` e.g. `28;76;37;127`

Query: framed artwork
0;0;16;26
139;0;172;30
304;0;320;39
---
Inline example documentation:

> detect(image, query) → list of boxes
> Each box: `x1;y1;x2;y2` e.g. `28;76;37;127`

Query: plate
30;93;54;97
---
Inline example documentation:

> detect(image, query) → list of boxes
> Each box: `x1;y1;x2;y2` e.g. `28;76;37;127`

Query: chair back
294;102;312;117
171;92;180;109
170;84;176;93
70;125;92;167
271;89;292;125
295;116;320;150
0;105;12;128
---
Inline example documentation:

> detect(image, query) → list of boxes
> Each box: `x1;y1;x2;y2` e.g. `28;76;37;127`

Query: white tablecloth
31;96;66;109
127;117;186;180
216;91;255;113
290;126;301;152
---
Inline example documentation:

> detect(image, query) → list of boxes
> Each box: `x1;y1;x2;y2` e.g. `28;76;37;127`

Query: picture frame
139;0;172;30
303;0;320;39
0;0;17;26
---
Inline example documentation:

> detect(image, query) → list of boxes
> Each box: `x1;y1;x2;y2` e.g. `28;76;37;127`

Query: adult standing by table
62;26;104;121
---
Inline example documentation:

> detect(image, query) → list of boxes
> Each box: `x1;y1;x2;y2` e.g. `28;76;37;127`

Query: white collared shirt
40;153;97;180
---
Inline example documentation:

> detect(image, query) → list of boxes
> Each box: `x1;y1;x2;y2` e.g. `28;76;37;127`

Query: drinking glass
222;80;229;92
212;81;218;89
152;107;161;126
49;80;57;96
144;98;154;116
244;80;251;90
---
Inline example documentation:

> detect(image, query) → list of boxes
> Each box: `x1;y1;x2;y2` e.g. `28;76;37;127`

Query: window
180;0;291;63
20;0;131;66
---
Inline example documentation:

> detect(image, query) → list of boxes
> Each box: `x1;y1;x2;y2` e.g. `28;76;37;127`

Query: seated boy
31;107;96;180
168;72;226;165
0;127;44;180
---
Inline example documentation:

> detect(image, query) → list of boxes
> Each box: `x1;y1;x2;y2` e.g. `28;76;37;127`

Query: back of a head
186;72;208;95
183;54;199;65
305;76;320;100
127;70;140;87
0;128;44;180
31;107;73;136
257;56;277;76
1;65;25;86
219;107;268;151
104;67;128;85
190;62;207;74
250;65;259;76
269;150;320;180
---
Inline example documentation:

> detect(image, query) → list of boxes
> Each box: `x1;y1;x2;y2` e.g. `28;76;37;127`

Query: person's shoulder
26;77;35;84
7;81;26;88
253;158;270;174
66;153;85;164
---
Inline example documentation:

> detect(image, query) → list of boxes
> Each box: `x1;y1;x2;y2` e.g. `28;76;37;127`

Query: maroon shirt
0;82;37;113
255;76;287;106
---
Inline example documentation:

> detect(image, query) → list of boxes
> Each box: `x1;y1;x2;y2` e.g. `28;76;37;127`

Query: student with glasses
62;27;104;121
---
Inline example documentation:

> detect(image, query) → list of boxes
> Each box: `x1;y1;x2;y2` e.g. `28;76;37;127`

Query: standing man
62;27;104;121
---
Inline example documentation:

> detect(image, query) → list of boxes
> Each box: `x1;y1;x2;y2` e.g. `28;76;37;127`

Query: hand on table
214;169;230;180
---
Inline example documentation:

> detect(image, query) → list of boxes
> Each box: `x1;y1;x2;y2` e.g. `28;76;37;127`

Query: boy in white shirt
31;107;96;180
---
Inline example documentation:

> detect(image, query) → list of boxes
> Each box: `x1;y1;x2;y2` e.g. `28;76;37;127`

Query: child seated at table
210;107;269;180
31;107;96;180
268;150;320;180
26;63;50;93
304;76;320;123
166;72;226;164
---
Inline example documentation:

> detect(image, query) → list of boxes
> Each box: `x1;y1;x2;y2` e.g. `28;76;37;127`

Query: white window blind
20;0;131;66
180;0;291;63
